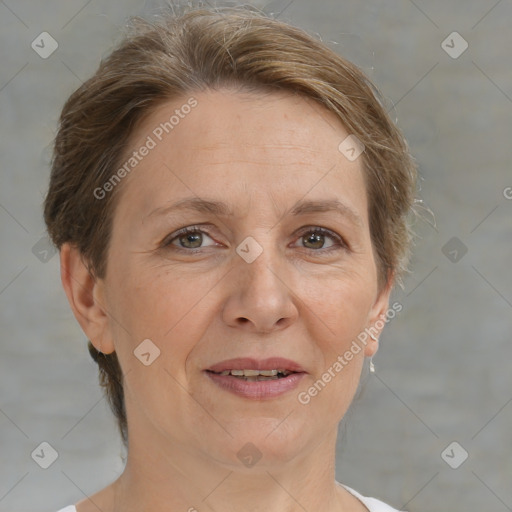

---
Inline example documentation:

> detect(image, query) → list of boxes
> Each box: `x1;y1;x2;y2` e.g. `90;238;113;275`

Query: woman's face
92;88;391;467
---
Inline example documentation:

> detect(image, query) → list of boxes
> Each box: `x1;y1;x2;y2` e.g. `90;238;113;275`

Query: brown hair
43;4;417;448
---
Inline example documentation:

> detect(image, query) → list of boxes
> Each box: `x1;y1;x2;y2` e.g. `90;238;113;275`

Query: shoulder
342;484;405;512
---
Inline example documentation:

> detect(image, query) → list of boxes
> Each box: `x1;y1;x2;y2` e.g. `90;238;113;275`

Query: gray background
1;0;511;511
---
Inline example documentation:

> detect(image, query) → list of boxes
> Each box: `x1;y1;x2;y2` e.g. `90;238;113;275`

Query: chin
215;418;311;468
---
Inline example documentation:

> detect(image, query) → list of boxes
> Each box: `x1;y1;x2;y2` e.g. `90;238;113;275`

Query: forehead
114;88;367;224
135;87;345;152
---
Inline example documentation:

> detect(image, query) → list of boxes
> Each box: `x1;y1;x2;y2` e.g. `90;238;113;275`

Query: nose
221;242;299;334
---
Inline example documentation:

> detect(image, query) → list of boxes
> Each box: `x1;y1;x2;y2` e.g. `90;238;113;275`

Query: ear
364;269;395;357
59;242;115;354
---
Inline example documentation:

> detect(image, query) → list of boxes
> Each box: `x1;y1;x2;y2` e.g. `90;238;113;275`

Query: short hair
43;4;418;447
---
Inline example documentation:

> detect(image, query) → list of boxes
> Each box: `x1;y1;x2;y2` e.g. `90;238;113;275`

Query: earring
369;332;378;373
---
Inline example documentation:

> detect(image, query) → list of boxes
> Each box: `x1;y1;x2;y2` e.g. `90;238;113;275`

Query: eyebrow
144;197;363;227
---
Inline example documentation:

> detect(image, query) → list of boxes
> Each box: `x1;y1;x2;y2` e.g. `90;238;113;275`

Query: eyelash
162;225;348;254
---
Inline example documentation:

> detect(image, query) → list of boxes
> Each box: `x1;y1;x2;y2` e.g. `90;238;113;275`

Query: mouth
205;368;296;381
204;357;306;399
206;357;306;374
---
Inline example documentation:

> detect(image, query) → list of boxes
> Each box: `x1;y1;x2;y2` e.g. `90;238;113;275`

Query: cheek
301;270;376;343
296;278;372;422
108;264;216;369
105;267;212;416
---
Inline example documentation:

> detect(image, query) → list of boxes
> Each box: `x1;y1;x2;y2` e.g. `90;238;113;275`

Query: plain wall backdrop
1;1;511;511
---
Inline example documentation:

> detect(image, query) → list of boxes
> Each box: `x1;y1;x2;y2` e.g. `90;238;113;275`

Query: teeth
248;375;279;381
259;370;279;376
216;369;291;377
243;369;264;376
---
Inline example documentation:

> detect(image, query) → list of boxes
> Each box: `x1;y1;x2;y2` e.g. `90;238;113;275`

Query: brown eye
295;227;347;252
177;231;203;249
302;231;328;250
164;227;217;251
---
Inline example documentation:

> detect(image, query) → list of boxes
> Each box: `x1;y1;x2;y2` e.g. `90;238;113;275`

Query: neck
110;426;352;512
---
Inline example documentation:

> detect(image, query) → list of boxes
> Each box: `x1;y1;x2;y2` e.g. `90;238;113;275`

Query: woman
44;5;417;511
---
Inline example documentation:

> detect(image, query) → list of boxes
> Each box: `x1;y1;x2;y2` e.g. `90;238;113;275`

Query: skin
61;87;394;512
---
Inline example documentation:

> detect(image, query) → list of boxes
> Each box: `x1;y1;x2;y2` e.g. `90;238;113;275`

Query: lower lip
204;371;306;399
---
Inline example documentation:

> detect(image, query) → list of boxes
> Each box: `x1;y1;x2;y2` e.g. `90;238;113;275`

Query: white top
54;484;403;512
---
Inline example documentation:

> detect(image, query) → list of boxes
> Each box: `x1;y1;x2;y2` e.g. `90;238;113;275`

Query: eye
162;225;347;253
293;226;347;252
164;226;218;252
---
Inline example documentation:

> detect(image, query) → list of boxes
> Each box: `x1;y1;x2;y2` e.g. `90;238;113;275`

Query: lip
205;370;306;400
204;357;307;400
206;357;306;373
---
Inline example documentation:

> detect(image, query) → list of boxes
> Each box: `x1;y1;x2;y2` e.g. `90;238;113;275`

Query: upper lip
206;357;306;373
